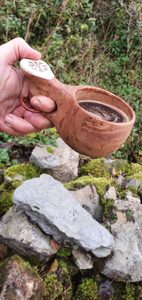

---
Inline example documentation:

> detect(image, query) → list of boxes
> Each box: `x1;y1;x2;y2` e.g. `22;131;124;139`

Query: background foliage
0;0;142;161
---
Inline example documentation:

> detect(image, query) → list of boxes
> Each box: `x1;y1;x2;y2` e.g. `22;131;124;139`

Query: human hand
0;37;56;136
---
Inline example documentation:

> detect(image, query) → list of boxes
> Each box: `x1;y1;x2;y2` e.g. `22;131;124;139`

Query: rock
72;248;94;270
114;174;126;189
0;206;58;262
71;185;102;221
102;196;142;282
125;178;142;190
102;222;142;282
125;190;140;202
0;255;44;299
13;174;114;258
104;186;117;201
30;138;79;182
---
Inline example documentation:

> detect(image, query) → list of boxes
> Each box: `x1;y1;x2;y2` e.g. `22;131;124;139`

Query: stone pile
0;137;142;298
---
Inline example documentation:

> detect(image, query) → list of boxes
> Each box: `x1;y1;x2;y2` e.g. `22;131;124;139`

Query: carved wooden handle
20;59;76;107
20;59;77;124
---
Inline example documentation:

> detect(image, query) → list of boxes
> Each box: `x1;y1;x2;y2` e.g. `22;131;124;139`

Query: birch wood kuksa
20;59;135;158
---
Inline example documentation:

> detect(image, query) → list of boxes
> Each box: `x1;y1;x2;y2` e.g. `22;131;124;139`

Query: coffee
79;101;126;123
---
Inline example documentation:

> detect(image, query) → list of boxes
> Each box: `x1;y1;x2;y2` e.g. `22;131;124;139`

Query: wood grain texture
21;73;135;158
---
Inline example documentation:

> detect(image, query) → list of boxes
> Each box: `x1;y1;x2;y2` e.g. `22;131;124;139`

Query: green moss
125;209;135;222
100;198;117;223
44;273;63;300
57;247;72;258
44;259;72;300
124;284;136;300
0;189;13;215
118;186;138;200
75;278;98;300
111;161;142;177
4;163;39;189
111;159;130;175
0;163;5;169
4;163;39;180
0;163;39;216
127;164;142;176
59;259;72;299
46;146;54;153
80;159;110;178
65;176;110;197
128;171;142;180
8;255;40;277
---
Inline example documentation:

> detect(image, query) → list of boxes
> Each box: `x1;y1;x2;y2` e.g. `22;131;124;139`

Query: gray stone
30;138;79;182
114;175;126;188
13;174;114;258
125;178;142;190
104;186;117;201
0;206;57;261
102;222;142;282
72;248;94;270
71;185;102;221
102;196;142;282
125;190;140;202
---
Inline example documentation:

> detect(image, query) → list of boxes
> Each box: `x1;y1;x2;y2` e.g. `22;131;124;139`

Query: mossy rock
75;278;98;300
80;158;110;179
0;255;45;299
0;163;39;216
65;176;110;197
4;163;39;189
43;259;72;300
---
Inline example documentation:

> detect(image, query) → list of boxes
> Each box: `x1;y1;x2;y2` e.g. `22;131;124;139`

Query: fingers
14;100;54;130
0;37;41;65
24;111;53;129
30;95;56;112
2;114;38;135
0;116;21;135
0;94;56;135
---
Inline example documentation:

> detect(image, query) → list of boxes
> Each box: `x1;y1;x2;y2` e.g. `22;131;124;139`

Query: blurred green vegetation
0;0;142;161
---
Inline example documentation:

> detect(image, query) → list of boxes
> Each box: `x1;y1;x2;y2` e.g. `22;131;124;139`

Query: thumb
0;37;41;65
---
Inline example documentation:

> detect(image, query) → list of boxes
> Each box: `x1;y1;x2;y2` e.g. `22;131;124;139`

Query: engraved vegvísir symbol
28;60;48;72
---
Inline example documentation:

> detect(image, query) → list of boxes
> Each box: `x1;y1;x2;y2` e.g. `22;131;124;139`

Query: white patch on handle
20;59;54;80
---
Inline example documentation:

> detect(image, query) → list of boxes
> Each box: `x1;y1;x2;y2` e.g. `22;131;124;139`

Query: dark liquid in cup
79;101;126;123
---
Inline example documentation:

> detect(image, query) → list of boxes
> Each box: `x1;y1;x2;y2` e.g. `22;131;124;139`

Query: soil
79;101;126;123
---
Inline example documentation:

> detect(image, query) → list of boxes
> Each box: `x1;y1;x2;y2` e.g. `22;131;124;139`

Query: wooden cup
20;59;135;158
